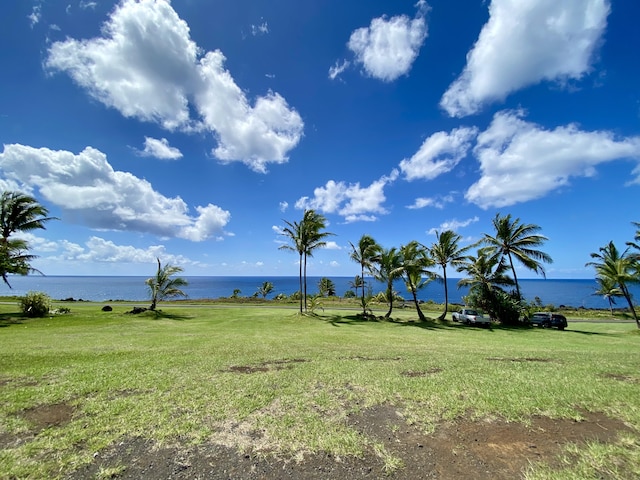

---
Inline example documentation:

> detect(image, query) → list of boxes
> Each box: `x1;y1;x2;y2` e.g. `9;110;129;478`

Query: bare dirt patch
66;405;633;479
21;402;75;432
221;359;308;374
402;367;443;377
486;357;556;363
601;372;639;383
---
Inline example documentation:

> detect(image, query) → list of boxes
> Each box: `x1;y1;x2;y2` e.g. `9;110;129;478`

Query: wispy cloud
427;216;479;235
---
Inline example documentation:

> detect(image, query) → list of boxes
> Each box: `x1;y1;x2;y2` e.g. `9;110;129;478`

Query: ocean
2;275;637;310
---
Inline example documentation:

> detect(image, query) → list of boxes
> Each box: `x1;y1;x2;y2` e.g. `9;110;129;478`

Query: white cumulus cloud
440;0;611;117
295;170;398;223
139;137;183;160
346;1;429;82
467;110;640;208
45;0;303;172
0;144;232;241
400;127;478;180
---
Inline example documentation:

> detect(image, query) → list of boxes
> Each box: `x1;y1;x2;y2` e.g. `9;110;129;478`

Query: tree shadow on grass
148;310;191;321
326;313;381;327
0;312;23;327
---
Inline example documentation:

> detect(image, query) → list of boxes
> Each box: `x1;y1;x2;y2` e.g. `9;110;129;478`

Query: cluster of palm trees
587;222;640;328
279;210;333;313
281;209;553;322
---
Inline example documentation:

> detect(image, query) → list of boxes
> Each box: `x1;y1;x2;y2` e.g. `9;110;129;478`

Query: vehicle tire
558;326;565;331
542;321;550;328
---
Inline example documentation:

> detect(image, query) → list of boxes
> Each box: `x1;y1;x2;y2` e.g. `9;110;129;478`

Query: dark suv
529;312;567;330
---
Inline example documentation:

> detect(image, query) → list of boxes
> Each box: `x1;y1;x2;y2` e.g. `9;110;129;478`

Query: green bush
20;291;52;317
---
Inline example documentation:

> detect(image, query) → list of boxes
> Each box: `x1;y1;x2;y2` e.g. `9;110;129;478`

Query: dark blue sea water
2;275;638;309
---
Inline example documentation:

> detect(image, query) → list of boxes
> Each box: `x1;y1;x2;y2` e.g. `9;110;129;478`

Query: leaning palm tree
593;275;622;316
478;213;552;299
371;246;404;318
586;241;638;327
430;230;470;320
349;234;381;315
0;191;57;287
399;241;435;322
145;258;188;311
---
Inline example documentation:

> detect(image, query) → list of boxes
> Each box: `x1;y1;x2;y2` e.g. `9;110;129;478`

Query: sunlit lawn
0;302;638;479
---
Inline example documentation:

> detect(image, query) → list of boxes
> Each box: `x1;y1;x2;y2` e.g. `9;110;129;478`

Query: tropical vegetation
0;191;56;287
145;258;189;310
587;233;639;328
280;209;332;314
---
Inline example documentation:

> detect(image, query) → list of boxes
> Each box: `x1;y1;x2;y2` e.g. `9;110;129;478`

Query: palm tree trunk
303;252;308;313
408;281;426;322
440;267;448;320
620;284;639;328
385;281;393;318
298;253;303;313
508;253;521;299
361;265;366;314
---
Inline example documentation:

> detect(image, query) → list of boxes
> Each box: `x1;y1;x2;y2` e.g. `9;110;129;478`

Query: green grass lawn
1;302;639;479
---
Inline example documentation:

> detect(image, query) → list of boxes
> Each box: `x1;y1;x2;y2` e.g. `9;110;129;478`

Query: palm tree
279;217;305;312
349;235;381;315
0;191;57;287
371;246;403;318
593;275;622;316
145;258;188;311
478;213;552;299
318;277;336;297
430;230;470;320
280;210;332;313
257;281;274;299
348;275;364;297
586;241;638;327
301;210;333;311
457;250;515;297
399;241;435;322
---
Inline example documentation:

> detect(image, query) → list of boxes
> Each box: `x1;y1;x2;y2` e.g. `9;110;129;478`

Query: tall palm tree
279;210;332;313
279;218;305;313
593;275;622;316
430;230;470;320
0;191;57;287
301;210;333;311
349;234;381;315
478;213;552;299
371;246;404;318
586;241;638;327
145;258;188;310
399;241;435;322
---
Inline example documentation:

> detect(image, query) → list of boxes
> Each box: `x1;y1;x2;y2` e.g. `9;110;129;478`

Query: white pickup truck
452;308;491;327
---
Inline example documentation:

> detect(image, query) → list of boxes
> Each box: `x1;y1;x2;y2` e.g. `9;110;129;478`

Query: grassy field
1;302;639;479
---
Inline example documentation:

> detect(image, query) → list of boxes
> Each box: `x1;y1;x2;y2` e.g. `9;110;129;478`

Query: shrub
20;291;52;317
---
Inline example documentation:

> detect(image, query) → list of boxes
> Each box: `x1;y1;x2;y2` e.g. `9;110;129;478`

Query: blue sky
0;0;639;278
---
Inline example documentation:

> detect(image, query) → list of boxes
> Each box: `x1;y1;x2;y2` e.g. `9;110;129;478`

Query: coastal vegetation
0;191;56;288
145;258;188;311
587;222;640;328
